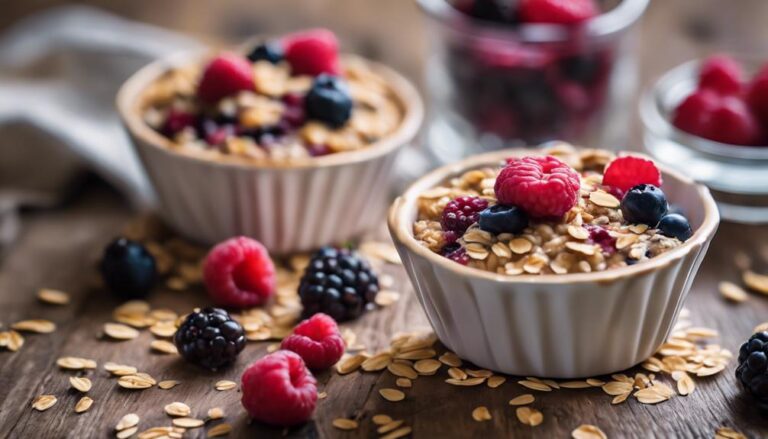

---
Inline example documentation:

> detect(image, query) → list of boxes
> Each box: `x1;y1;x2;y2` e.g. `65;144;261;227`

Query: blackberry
174;308;246;370
441;196;489;235
99;238;156;299
247;41;283;64
736;331;768;408
441;243;469;266
298;247;379;322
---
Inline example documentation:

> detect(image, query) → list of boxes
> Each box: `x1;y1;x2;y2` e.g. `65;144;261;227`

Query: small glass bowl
641;58;768;224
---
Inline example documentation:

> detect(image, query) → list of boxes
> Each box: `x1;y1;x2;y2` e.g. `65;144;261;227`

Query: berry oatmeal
140;29;403;163
413;144;693;275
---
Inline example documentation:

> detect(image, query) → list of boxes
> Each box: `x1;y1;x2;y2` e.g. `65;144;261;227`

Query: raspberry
280;313;345;369
494;156;580;218
203;236;276;308
283;29;341;76
241;350;317;426
585;225;616;255
518;0;599;24
708;96;762;145
162;109;196;136
747;66;768;128
672;88;719;139
441;243;469;266
197;53;255;103
441;196;489;235
698;55;743;95
602;156;662;197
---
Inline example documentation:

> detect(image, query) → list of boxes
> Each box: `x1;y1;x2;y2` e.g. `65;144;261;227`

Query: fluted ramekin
388;148;719;378
117;51;422;253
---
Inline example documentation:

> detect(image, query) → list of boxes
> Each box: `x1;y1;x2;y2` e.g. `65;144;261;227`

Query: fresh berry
698;55;743;95
518;0;599;24
283;28;341;76
602;156;663;197
494;156;580;218
298;247;379;322
247;41;283;64
736;331;768;408
280;313;345;369
747;67;768;128
441;196;489;235
241;350;317;426
657;213;693;241
174;307;246;370
468;0;515;23
620;184;669;226
441;244;469;266
162;109;196;136
197;53;255;103
708;96;762;145
478;204;529;235
672;88;720;139
203;236;276;308
585;225;616;255
305;75;353;128
99;238;156;299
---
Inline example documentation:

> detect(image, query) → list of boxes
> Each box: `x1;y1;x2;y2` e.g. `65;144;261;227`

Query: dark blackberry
298;247;379;322
736;331;768;408
441;244;469;266
99;238;156;299
174;307;246;370
441;196;490;235
247;41;283;64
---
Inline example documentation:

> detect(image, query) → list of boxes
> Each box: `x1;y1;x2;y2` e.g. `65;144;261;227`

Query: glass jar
417;0;649;163
641;58;768;224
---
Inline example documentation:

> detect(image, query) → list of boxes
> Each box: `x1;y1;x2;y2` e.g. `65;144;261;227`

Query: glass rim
416;0;649;43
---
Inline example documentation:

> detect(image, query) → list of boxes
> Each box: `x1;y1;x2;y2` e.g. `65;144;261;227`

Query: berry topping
736;331;768;408
280;313;345;369
203;236;276;308
441;243;469;265
298;247;379;322
283;28;341;76
672;88;720;139
518;0;599;24
619;184;669;227
162;109;196;136
657;213;693;241
708;96;762;146
99;238;156;299
467;0;515;23
247;41;283;64
585;225;616;255
197;53;255;103
174;307;246;370
241;350;318;426
494;156;581;218
698;55;743;95
478;204;529;235
441;196;490;235
305;74;353;128
602;156;663;197
748;67;768;128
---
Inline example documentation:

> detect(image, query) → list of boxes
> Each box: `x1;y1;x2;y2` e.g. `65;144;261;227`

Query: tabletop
3;1;768;438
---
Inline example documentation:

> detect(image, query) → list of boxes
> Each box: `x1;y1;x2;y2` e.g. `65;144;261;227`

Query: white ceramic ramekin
388;149;720;378
117;52;422;253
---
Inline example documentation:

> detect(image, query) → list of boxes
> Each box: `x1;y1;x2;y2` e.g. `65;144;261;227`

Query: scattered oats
207;407;225;420
116;413;140;431
32;394;57;411
516;406;543;426
362;353;392;371
612;392;631;404
6;330;24;351
104;362;138;376
159;380;181;390
375;290;401;307
446;377;485;386
149;309;179;322
743;270;768;294
472;406;492;422
560;380;591;389
57;356;97;370
173;417;205;428
602;381;633;396
586;378;605;387
104;323;140;340
372;414;393;425
380;426;412;439
332;418;359;430
685;327;719;340
509;394;535;406
518;380;552;392
414;359;441;375
215;380;237;391
166;277;187;291
448;368;467;380
572;424;608;439
379;388;405;402
487;375;506;388
118;374;155;389
438;351;462;367
396;378;412;388
394;348;436;360
38;288;70;305
150;321;177;338
672;370;695;396
165;402;191;417
318;391;328;399
719;281;748;302
466;369;493;378
207;423;232;437
12;319;56;334
359;241;401;264
75;396;93;413
150;340;179;354
387;362;418;379
116;427;139;439
135;426;174;439
378;420;405;434
337;353;368;374
634;382;674;404
715;427;747;439
69;376;92;392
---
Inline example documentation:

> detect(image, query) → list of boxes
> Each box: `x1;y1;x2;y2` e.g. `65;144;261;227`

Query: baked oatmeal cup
118;29;422;252
388;143;719;377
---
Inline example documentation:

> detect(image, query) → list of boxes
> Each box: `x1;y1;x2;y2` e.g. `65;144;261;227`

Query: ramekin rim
116;50;423;171
387;148;720;285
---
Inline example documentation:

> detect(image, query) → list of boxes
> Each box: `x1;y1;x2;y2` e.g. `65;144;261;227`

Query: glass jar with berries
641;54;768;223
417;0;649;163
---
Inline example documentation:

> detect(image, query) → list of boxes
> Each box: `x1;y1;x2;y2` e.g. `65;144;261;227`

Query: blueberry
468;0;515;23
658;213;693;241
246;41;283;64
305;74;353;128
620;184;668;226
99;238;156;299
478;204;529;235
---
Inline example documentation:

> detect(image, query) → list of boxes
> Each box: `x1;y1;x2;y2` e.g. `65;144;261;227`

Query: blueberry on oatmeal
305;74;353;128
247;41;283;64
620;184;668;227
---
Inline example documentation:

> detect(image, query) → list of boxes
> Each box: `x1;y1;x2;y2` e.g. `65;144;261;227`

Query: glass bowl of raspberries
388;143;719;377
641;54;768;223
417;0;649;163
